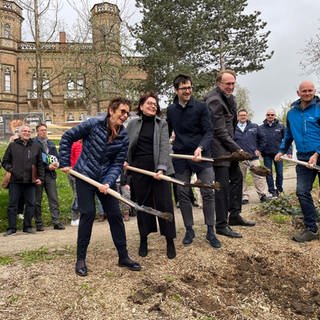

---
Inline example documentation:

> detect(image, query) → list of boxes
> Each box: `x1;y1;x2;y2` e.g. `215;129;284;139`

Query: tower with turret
0;0;24;112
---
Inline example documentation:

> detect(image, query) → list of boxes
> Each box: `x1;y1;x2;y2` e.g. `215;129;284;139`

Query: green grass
0;255;14;265
0;142;73;232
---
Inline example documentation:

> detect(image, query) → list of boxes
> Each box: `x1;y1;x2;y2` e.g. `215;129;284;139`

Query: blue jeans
263;155;283;193
175;166;215;227
296;164;318;232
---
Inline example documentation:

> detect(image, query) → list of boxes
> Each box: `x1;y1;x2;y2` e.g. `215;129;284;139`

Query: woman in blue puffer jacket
59;97;141;276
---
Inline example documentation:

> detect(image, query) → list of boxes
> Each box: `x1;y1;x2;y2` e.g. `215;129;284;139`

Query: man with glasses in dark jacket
260;109;291;198
167;74;221;249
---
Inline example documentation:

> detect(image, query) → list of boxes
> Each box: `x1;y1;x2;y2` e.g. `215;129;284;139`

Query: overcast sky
61;0;320;123
238;0;320;123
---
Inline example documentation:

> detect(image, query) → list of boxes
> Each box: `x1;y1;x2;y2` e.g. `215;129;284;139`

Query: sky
60;1;320;123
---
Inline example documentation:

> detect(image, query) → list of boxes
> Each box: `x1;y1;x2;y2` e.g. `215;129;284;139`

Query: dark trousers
131;175;176;239
263;155;283;193
35;172;60;225
175;166;215;227
296;164;319;232
7;183;36;231
76;178;128;261
214;162;243;229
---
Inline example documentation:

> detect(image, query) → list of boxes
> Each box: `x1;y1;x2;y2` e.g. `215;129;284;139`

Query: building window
67;73;84;91
4;67;11;92
4;23;11;38
32;73;37;90
43;72;49;91
32;72;50;91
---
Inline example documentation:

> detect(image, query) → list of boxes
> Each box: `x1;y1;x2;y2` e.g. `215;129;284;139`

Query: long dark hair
136;92;161;116
107;97;131;142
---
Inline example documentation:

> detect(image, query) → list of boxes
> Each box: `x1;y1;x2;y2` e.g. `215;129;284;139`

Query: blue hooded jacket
279;96;320;159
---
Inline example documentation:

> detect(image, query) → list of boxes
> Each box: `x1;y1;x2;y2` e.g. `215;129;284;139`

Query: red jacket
70;140;82;168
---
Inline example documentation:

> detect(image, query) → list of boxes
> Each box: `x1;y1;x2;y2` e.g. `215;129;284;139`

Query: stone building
0;0;145;126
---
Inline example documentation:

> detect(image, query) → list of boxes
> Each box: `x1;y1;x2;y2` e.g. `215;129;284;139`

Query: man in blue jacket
234;109;267;204
260;109;291;197
275;80;320;242
167;74;221;249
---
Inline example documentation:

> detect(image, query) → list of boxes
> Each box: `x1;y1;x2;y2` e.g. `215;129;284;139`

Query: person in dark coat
167;74;220;249
260;109;291;197
234;109;267;203
34;123;65;231
2;125;44;236
204;69;255;239
59;97;141;276
125;92;176;259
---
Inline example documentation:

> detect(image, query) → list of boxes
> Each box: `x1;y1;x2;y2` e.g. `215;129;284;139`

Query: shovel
126;165;221;190
244;160;271;177
280;156;320;171
68;169;173;221
170;149;252;163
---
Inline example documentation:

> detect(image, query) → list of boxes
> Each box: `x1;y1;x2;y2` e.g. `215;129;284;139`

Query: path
0;164;297;256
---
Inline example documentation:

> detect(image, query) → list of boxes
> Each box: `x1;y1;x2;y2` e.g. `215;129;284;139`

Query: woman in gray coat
125;92;176;259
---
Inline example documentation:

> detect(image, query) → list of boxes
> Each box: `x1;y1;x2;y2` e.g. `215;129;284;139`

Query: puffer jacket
2;138;44;183
59;116;128;187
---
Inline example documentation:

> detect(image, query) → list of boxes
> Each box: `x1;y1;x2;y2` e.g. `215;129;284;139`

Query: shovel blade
138;205;173;221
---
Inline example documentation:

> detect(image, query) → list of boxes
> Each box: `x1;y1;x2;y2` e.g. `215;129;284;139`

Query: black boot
166;238;176;259
139;236;148;257
75;259;88;276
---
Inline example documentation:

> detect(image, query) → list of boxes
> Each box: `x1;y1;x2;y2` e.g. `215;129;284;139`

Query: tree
235;85;253;117
300;34;320;77
132;0;274;95
64;0;142;113
16;0;62;112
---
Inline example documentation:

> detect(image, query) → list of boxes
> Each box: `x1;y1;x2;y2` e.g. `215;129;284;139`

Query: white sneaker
71;219;79;227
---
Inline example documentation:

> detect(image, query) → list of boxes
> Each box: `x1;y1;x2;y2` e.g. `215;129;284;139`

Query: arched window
4;23;11;38
4;67;11;92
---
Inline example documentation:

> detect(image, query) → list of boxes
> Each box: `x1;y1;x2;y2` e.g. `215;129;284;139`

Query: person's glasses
119;109;129;116
146;101;157;107
178;86;192;92
267;114;275;116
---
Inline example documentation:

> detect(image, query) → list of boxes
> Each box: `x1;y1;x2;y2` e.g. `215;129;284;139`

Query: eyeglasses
146;101;157;107
21;130;31;133
119;109;130;116
266;114;275;116
178;86;192;91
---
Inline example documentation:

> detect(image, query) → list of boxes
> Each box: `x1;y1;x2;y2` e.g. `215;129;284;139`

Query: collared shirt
237;121;247;132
